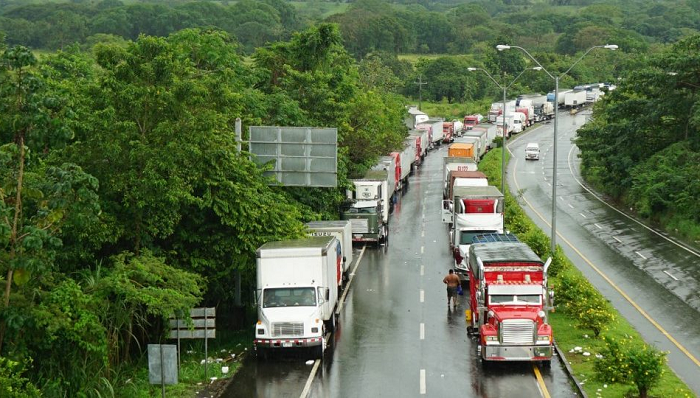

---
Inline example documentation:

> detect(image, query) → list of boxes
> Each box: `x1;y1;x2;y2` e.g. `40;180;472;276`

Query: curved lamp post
466;67;542;198
496;44;618;255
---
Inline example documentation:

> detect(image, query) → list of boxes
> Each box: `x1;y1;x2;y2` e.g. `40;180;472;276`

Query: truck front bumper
479;344;553;362
255;337;323;349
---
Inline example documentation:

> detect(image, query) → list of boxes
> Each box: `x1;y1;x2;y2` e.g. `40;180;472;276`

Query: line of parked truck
439;134;555;365
253;104;556;364
254;108;474;359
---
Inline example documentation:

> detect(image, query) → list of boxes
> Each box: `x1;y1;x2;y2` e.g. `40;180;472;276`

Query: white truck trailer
306;220;353;288
564;90;587;108
341;169;391;244
416;118;445;148
254;236;342;359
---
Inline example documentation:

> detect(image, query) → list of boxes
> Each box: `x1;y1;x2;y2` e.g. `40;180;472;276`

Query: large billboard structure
249;126;338;187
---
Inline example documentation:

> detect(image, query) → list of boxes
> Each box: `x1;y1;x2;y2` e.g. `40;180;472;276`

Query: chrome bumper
255;337;323;349
480;344;553;361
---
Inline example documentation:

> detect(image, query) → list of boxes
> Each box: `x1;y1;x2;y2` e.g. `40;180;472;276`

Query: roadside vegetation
577;35;700;243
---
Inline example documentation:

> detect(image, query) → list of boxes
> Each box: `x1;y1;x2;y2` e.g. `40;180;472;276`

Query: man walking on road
443;269;460;308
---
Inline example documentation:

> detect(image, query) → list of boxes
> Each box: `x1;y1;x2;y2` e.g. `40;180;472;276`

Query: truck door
442;200;453;224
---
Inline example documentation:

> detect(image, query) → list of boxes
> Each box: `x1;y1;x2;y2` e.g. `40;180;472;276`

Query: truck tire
311;344;323;360
256;347;269;360
326;312;336;333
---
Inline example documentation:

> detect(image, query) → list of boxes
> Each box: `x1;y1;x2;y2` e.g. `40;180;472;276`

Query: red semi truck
442;122;455;144
466;234;554;365
463;115;479;130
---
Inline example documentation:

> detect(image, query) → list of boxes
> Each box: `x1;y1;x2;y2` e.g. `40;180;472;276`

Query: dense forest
0;0;699;395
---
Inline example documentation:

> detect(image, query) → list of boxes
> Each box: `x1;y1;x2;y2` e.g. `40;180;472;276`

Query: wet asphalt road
222;134;577;397
506;109;700;395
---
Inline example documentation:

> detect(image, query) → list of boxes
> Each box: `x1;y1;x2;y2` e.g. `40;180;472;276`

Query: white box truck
306;220;353;288
341;169;391;244
254;236;341;359
564;90;587;108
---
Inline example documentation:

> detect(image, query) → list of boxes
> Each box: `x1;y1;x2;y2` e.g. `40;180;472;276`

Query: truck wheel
326;313;336;333
256;347;269;360
311;345;323;359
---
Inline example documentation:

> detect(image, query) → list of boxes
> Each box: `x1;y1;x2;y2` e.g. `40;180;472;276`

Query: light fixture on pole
467;67;542;198
496;44;618;255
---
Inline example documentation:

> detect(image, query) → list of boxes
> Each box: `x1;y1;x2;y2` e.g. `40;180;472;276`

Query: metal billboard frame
248;126;338;188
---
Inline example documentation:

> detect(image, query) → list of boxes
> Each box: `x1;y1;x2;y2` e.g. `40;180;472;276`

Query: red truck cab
466;235;554;365
463;115;479;130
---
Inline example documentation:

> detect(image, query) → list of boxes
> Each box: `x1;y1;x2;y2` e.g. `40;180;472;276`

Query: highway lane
222;136;576;397
506;109;700;395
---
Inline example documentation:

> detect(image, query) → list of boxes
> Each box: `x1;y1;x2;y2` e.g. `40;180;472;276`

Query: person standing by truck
443;269;461;308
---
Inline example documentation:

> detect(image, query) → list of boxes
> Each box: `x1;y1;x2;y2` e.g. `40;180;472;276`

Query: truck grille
349;218;369;233
501;319;534;344
272;322;304;337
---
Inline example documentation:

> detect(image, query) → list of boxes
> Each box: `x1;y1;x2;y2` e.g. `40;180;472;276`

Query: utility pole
414;75;427;111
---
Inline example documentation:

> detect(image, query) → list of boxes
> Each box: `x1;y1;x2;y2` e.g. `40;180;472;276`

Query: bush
595;336;667;398
0;357;41;397
555;270;615;337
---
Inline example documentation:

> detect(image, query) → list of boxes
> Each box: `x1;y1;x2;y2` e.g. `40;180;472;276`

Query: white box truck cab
306;220;353;288
254;236;341;359
341;169;391;244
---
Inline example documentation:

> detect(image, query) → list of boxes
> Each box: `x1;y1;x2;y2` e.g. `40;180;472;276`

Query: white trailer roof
257;236;335;258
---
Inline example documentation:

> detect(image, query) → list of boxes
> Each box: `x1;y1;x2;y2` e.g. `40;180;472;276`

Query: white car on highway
525;143;540;160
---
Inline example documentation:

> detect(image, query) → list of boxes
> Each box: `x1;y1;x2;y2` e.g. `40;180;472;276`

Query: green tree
595;336;667;398
0;46;101;353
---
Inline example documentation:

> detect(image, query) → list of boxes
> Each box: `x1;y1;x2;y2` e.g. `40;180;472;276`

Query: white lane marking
420;265;424;276
664;270;679;281
547;183;551;187
560;196;565;201
420;323;425;340
613;236;622;243
300;359;321;398
421;230;424;237
568;203;574;209
595;223;602;229
635;251;647;260
421;246;424;254
420;290;424;303
337;246;367;313
579;213;587;219
420;369;426;394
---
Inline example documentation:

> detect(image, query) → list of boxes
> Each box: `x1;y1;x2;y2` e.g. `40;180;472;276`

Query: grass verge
111;329;252;398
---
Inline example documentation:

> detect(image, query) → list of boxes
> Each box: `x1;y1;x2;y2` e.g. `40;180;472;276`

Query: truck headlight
537;335;550;342
257;329;265;335
486;336;498;342
311;327;319;333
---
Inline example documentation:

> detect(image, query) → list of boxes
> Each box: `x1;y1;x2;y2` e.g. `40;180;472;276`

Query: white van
525;143;540;160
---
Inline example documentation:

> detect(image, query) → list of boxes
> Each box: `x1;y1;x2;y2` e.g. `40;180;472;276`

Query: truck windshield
263;288;316;308
489;294;541;305
460;231;498;245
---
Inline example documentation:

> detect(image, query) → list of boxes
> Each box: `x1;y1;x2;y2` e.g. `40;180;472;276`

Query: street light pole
467;67;542;200
496;44;618;255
